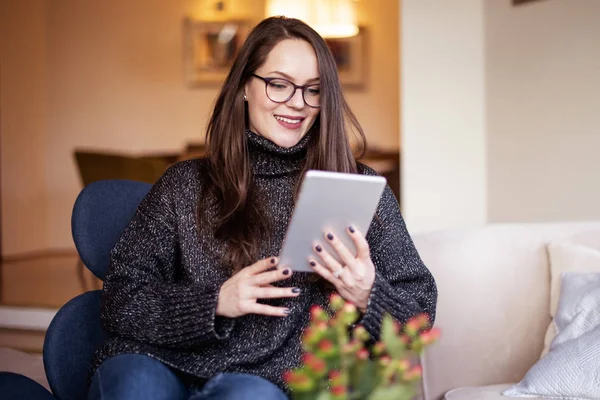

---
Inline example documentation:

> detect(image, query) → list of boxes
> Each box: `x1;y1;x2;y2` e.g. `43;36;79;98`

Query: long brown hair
202;16;367;272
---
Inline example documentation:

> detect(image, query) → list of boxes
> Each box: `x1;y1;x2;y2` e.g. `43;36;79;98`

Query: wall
1;0;400;255
401;0;487;233
401;0;600;234
348;0;400;150
42;0;250;252
0;0;50;254
485;0;600;223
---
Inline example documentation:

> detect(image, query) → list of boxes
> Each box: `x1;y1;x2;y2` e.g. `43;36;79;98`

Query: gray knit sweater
90;131;437;392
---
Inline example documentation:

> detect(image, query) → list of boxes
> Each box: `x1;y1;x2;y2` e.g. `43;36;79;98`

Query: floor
0;347;49;390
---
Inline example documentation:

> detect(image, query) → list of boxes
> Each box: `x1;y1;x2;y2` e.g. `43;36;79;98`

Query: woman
89;16;437;400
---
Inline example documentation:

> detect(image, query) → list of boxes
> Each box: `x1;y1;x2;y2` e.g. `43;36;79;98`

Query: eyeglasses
251;73;321;108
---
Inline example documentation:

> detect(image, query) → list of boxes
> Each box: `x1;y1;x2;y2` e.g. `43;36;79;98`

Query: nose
287;87;305;109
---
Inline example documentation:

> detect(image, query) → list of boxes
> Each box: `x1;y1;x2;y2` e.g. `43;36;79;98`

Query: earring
243;94;247;101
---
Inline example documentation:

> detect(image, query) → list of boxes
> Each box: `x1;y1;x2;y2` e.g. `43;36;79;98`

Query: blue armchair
0;179;151;400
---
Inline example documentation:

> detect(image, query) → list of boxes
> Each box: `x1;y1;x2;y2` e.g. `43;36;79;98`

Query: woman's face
245;39;321;148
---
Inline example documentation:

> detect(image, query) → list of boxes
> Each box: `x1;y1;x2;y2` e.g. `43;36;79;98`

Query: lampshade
265;0;359;38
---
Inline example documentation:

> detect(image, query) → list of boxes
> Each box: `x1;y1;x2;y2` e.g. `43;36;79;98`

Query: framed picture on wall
183;18;366;88
325;28;366;88
183;17;251;86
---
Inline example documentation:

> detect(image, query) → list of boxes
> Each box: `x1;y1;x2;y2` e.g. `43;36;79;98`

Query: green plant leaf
315;391;333;400
380;315;405;359
353;360;378;398
368;384;415;400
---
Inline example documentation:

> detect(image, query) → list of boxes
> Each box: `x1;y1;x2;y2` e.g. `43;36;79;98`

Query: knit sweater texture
90;130;438;392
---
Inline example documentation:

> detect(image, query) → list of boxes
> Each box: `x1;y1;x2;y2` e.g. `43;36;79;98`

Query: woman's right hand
216;257;300;318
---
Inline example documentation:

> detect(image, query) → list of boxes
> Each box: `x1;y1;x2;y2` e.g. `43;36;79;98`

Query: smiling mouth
274;115;305;124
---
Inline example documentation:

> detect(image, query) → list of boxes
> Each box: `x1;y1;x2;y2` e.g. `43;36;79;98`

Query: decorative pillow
503;272;600;399
540;240;600;358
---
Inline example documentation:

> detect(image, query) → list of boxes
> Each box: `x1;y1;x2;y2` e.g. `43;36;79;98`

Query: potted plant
284;294;440;400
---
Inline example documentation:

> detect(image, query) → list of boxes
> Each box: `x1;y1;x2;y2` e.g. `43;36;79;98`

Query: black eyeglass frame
251;73;321;108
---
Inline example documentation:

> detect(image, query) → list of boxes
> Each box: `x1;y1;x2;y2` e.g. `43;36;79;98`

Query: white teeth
275;116;302;124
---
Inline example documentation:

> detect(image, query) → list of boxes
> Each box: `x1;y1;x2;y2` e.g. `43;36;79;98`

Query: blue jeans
89;354;288;400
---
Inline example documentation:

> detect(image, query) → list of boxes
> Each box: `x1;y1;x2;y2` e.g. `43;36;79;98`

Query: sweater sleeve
100;165;234;349
357;184;438;340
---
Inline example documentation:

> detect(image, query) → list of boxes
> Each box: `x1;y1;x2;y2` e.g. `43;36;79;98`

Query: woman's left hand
309;226;375;313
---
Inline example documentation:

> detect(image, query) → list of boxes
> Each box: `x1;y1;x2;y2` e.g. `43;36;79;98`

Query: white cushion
444;384;547;400
541;239;600;357
503;272;600;399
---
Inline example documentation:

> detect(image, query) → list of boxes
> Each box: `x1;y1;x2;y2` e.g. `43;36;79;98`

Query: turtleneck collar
246;129;311;177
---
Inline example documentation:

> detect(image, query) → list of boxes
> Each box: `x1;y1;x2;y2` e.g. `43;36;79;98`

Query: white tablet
278;170;387;272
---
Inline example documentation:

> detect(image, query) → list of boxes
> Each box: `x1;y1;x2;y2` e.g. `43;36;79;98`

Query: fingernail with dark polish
327;233;334;240
309;260;316;267
316;245;322;252
283;269;290;275
270;257;276;264
348;226;355;233
292;287;301;294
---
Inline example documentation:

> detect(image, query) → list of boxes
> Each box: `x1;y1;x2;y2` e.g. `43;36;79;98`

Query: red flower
310;305;327;322
316;338;337;358
319;339;334;352
357;348;369;360
420;327;441;345
415;313;431;329
405;318;421;336
404;365;423;381
397;358;410;372
353;325;369;341
283;370;293;384
315;321;328;332
331;385;347;396
342;339;359;354
302;353;326;374
283;370;315;391
329;370;342;381
330;293;344;310
373;341;386;356
328;370;344;389
283;370;309;385
379;355;392;366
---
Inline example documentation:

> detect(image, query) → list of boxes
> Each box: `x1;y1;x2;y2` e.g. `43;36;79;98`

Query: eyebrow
267;70;320;84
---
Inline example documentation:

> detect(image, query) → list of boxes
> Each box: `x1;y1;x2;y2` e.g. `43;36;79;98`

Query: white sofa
413;221;600;400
